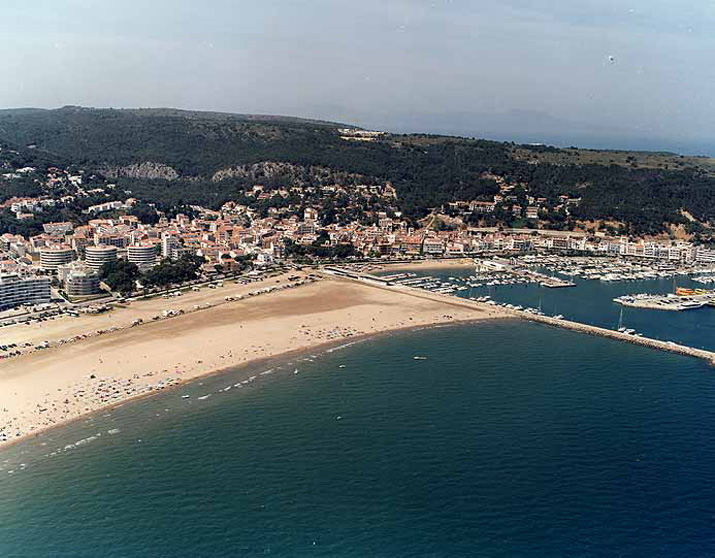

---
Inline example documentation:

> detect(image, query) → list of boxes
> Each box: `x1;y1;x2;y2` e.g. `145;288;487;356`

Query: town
2;153;715;319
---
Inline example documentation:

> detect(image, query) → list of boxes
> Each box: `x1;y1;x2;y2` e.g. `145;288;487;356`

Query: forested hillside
1;106;714;236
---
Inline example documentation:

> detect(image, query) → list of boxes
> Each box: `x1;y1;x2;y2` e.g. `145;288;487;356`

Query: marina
389;281;715;365
514;254;712;282
357;257;715;359
325;277;715;365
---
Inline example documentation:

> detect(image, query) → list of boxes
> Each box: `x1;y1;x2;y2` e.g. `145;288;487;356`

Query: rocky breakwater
523;314;715;365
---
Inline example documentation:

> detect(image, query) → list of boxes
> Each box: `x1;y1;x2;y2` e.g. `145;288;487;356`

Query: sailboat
617;308;635;334
617;308;627;333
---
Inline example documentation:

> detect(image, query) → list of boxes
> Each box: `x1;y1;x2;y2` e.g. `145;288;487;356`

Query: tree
99;259;140;294
141;254;206;287
129;202;160;225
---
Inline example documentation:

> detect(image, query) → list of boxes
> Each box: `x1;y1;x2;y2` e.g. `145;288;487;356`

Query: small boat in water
413;356;428;361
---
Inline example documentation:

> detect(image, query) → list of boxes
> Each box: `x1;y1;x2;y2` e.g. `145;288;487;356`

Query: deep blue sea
2;318;715;557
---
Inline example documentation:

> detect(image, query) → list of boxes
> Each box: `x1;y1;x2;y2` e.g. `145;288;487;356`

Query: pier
476;258;576;288
323;266;394;285
614;292;715;312
330;267;715;366
521;314;715;365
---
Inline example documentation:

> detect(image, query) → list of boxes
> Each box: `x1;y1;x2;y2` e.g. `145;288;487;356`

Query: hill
0;106;714;238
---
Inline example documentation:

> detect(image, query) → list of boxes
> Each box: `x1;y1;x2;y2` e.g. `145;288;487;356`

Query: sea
403;266;715;352
2;271;715;557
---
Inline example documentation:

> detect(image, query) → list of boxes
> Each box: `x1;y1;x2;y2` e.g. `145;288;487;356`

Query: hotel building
0;274;52;311
84;245;118;271
127;242;158;270
39;246;76;270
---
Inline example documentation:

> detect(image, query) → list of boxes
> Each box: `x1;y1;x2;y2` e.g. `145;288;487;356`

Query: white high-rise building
161;234;183;260
0;274;51;311
127;243;158;270
65;268;101;297
84;245;118;271
39;246;75;270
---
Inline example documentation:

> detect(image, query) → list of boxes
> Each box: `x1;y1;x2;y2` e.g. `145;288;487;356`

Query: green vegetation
141;254;205;288
2;106;715;235
512;144;715;175
284;238;357;260
128;202;160;225
99;259;140;295
0;175;43;202
98;254;206;293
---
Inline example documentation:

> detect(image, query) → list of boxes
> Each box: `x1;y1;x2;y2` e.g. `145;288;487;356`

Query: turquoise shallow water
2;321;715;557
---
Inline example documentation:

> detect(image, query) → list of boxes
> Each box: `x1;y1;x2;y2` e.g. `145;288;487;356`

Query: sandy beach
0;272;509;446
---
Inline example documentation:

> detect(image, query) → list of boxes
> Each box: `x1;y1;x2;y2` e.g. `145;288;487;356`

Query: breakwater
521;313;715;365
333;269;715;366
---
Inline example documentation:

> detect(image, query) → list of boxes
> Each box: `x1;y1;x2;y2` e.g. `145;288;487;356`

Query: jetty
521;314;715;365
329;267;715;366
476;258;576;288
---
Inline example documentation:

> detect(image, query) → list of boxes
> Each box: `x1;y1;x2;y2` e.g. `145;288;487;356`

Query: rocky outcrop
212;161;303;182
211;161;369;190
102;162;179;180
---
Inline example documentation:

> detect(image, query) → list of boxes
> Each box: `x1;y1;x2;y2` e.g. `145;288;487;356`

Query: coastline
0;275;509;449
6;263;713;452
1;317;511;453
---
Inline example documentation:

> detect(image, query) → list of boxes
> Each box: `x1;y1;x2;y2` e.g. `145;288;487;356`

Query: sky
2;0;714;154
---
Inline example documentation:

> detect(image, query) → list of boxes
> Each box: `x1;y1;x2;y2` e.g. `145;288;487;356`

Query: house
445;242;465;256
470;201;495;214
422;237;444;255
42;222;74;235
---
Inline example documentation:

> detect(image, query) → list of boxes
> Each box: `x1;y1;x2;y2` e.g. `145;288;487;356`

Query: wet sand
0;276;509;446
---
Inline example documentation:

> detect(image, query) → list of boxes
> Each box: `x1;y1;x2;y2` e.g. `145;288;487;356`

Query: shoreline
6;303;713;454
5;264;713;453
1;316;509;453
0;276;510;449
341;266;715;366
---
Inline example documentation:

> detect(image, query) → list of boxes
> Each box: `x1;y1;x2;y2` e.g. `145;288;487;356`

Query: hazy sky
2;1;714;153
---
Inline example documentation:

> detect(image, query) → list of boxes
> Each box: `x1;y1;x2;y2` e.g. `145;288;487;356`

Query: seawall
333;269;715;366
522;314;715;365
